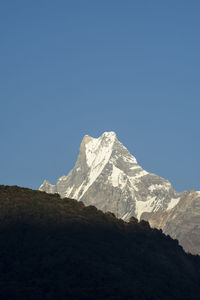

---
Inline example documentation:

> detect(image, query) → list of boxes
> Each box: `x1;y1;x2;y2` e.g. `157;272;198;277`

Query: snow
132;185;138;192
74;132;116;199
57;176;68;182
130;165;141;170
102;131;116;138
116;140;138;164
41;130;181;221
135;195;180;219
85;138;101;167
64;186;74;197
83;132;148;200
128;170;148;183
39;180;55;191
123;155;137;164
85;132;116;168
122;211;131;220
133;170;148;179
148;183;170;192
135;196;157;219
167;197;180;210
87;144;113;181
109;165;127;188
73;182;84;199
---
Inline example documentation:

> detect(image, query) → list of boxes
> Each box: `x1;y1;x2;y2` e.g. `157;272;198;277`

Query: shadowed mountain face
142;191;200;255
40;132;180;220
0;185;200;300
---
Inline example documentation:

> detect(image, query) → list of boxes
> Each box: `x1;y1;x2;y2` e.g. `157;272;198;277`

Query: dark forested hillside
0;185;200;300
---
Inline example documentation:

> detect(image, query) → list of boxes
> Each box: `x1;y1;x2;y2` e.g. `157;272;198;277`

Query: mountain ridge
40;131;180;220
0;184;200;300
142;190;200;255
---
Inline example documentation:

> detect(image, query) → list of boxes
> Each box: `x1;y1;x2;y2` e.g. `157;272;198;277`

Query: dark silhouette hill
0;185;200;300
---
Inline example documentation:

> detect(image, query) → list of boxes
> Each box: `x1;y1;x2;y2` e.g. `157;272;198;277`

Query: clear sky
1;1;200;192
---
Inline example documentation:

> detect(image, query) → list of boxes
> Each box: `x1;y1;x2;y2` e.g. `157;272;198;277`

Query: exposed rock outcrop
40;132;180;220
142;191;200;254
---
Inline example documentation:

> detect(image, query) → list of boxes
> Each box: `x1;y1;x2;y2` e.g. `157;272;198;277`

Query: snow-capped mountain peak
40;131;180;220
84;132;116;168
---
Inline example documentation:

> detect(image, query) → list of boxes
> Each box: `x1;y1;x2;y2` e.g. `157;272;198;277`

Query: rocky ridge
40;131;180;220
142;190;200;254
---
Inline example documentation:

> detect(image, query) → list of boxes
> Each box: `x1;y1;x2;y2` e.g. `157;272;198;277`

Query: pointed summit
80;132;117;153
80;135;93;153
39;131;180;220
101;131;117;139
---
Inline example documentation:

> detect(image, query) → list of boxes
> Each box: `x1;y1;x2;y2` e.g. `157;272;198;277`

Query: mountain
142;190;200;255
40;131;180;220
0;185;200;300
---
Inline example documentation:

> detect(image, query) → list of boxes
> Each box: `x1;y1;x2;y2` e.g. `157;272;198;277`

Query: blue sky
0;1;200;192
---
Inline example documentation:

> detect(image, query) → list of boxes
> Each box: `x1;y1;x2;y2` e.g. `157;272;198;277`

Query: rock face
142;191;200;255
39;131;180;220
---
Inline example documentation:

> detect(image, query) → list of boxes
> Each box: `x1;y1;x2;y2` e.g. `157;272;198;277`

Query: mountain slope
0;185;200;300
142;190;200;255
40;132;180;220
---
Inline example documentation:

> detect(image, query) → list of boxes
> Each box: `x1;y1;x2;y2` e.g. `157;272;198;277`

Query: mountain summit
40;131;180;220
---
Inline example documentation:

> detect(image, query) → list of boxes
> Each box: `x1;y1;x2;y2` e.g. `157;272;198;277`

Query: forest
0;185;199;300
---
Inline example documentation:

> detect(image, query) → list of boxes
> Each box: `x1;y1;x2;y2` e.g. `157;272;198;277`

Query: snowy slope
39;132;180;220
142;190;200;255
